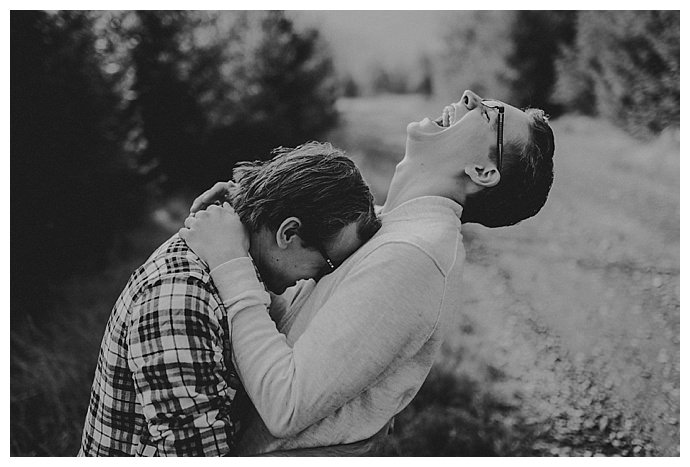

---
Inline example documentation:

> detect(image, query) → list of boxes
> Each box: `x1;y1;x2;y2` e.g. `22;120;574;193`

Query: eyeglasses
481;99;505;172
315;242;335;273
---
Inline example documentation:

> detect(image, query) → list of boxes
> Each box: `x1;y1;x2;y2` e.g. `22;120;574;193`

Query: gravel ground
329;96;680;456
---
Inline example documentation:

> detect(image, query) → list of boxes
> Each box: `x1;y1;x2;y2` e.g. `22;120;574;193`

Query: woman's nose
460;90;482;110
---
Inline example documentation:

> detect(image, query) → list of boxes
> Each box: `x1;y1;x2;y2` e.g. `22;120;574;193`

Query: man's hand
179;202;250;271
189;180;236;215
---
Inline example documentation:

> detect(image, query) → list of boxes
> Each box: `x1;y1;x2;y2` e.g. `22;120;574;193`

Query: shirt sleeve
211;243;445;437
127;274;237;456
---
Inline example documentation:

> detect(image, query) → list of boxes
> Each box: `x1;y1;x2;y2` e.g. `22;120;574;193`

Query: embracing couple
79;90;555;456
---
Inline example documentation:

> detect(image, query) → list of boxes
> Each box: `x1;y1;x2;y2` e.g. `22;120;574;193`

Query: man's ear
275;217;302;249
464;163;501;189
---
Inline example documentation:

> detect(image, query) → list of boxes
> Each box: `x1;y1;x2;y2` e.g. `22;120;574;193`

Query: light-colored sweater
211;196;466;455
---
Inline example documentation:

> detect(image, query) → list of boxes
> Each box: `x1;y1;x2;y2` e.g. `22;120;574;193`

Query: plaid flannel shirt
79;235;240;456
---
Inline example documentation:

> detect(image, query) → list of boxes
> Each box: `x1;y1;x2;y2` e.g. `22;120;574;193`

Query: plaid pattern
79;235;241;456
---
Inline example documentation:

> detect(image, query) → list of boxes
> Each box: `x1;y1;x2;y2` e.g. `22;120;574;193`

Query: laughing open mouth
433;105;457;128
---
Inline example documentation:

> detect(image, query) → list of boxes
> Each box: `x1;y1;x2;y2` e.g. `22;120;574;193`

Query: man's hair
230;141;380;247
461;108;555;227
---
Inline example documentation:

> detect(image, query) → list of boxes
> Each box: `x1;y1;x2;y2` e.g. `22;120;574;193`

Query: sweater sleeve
211;242;445;437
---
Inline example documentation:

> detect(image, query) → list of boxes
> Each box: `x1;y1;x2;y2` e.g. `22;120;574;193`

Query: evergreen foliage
11;11;143;314
440;10;679;136
553;11;679;138
504;11;577;116
119;11;339;190
11;10;339;315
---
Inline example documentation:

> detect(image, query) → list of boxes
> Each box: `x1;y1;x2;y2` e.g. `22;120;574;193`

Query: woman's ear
275;217;302;249
464;163;501;188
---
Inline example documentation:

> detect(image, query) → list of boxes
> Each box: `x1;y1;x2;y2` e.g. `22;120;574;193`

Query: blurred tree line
11;10;338;318
340;53;434;97
11;10;680;317
370;54;434;96
439;10;679;138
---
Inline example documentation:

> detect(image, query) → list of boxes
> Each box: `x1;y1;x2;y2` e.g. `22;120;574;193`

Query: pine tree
554;11;679;137
11;11;143;314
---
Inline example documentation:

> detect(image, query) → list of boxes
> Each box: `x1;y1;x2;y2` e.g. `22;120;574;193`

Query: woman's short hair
231;141;380;246
461;108;555;227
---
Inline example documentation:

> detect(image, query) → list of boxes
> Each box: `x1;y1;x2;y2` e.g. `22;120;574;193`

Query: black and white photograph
9;7;680;457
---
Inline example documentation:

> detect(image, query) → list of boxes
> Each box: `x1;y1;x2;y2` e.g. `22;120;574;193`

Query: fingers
184;203;237;229
189;197;206;215
190;181;232;214
208;202;237;215
206;203;228;214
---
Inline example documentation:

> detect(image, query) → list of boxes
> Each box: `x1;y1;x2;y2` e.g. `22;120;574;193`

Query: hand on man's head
189;180;237;214
180;202;250;271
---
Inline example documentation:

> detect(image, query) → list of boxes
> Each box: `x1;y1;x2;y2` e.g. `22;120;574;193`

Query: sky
289;10;452;82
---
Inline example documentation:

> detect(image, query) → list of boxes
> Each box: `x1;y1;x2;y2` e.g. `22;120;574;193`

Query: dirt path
328;96;680;456
475;116;679;456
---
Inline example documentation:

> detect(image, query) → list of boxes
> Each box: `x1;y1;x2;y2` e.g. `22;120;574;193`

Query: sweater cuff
210;257;270;318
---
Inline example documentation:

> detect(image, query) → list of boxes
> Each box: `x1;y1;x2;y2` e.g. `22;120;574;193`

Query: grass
12;313;103;455
10;204;180;456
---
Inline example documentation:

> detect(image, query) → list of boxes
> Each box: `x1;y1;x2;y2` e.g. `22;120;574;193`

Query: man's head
230;142;380;294
405;90;554;227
